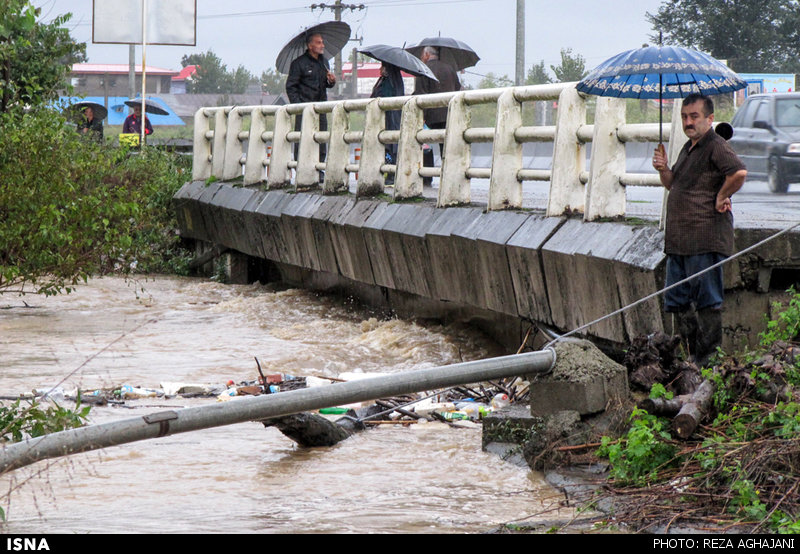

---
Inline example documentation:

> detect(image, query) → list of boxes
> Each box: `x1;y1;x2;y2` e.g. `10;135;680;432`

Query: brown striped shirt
664;130;746;257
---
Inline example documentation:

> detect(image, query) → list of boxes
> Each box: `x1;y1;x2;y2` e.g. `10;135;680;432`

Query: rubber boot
695;308;723;367
673;309;698;360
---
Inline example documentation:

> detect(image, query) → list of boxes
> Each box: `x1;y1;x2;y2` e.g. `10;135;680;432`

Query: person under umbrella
370;62;405;185
652;93;747;366
76;105;104;143
412;46;461;186
123;105;153;137
285;31;337;181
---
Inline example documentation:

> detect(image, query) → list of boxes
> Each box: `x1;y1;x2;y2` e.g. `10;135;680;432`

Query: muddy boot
695;308;723;367
673;309;698;360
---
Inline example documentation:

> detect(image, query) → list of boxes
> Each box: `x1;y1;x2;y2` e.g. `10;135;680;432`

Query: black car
729;92;800;193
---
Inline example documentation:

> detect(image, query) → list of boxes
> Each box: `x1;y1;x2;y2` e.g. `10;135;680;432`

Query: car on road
729;92;800;193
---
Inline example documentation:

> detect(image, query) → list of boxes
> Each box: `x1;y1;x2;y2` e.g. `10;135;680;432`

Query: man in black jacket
413;46;461;186
286;33;336;178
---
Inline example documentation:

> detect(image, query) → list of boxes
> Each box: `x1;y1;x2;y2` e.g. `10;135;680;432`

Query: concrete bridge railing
192;82;679;221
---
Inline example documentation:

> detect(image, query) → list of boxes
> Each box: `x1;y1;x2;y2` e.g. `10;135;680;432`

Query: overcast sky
34;0;666;86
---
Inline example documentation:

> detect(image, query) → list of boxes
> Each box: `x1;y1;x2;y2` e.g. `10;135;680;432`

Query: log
639;394;690;417
673;379;716;439
261;404;384;447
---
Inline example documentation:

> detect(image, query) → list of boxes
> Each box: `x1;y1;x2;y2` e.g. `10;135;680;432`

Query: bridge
174;81;800;353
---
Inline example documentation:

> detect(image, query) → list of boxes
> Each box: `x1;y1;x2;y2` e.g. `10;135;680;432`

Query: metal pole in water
0;349;555;473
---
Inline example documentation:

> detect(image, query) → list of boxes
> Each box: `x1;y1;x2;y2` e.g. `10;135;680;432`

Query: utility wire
544;221;800;349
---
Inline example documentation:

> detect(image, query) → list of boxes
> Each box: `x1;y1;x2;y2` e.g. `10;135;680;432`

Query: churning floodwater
0;275;573;533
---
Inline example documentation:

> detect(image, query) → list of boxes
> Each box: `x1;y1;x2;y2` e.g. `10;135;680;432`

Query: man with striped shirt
652;93;747;366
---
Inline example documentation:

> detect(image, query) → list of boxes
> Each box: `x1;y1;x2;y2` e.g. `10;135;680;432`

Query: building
340;62;416;97
171;65;198;94
69;63;179;97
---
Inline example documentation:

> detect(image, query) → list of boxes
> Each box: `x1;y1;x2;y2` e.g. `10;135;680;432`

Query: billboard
738;73;795;95
93;0;196;46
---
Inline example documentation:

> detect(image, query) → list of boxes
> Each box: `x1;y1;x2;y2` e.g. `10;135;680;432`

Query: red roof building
69;63;179;97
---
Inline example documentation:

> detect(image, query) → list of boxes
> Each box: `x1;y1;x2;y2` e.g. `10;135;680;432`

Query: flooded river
0;275;572;533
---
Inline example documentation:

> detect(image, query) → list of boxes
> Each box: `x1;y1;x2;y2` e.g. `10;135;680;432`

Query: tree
550;48;587;82
647;0;800;73
477;72;513;89
526;60;553;85
180;50;253;94
0;1;86;113
260;68;287;95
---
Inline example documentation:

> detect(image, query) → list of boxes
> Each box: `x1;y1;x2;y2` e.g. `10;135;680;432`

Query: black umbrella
405;36;480;71
359;44;438;81
124;98;169;116
64;101;108;122
275;21;351;74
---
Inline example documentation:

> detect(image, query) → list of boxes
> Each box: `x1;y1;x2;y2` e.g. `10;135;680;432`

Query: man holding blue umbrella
652;93;747;366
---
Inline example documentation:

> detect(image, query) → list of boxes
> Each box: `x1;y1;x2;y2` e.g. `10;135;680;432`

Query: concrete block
380;204;442;297
194;181;225;244
309;195;351;275
238;189;269;258
506;215;565;324
212;186;259;254
360;202;403;289
425;206;486;303
253;191;295;264
281;193;328;271
330;198;381;284
613;226;666;339
529;340;628;416
542;219;641;342
473;211;529;315
173;181;212;242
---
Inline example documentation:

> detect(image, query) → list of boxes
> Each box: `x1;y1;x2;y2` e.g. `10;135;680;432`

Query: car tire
768;156;790;193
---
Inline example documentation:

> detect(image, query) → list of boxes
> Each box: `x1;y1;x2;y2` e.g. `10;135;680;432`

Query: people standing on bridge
123;105;153;137
370;62;404;185
286;32;336;183
413;46;461;187
652;93;747;366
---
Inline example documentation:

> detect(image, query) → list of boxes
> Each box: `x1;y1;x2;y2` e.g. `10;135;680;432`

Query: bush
0;107;192;296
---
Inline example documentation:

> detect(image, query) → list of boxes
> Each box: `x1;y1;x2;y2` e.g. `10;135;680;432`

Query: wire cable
544;220;800;349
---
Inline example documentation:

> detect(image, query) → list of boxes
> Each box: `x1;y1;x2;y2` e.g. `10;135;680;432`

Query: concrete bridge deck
174;179;800;354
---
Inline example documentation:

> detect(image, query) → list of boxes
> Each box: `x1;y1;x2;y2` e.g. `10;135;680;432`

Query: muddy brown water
0;275;573;533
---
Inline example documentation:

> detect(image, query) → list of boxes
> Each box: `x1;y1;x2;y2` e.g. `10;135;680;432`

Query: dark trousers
293;113;328;166
423;121;446;186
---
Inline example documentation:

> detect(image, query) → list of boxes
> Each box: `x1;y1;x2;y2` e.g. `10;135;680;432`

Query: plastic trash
216;387;238;402
455;402;492;420
413;401;457;418
160;382;215;396
118;385;161;399
36;387;65;403
440;411;470;421
491;393;511;410
305;376;333;388
319;407;350;415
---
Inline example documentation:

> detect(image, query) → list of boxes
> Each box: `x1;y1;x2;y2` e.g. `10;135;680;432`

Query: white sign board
93;0;196;45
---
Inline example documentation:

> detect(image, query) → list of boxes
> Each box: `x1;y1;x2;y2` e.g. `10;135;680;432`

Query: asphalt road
414;178;800;231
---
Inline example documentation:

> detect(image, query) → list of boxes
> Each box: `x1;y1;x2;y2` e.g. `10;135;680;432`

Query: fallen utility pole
0;349;555;473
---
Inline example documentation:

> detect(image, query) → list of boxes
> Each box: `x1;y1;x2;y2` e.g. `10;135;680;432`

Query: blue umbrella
577;45;747;142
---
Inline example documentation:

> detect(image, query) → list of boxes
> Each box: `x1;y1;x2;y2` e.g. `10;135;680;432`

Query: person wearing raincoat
370;62;404;185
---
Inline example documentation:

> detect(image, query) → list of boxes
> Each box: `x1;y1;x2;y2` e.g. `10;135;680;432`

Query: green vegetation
595;288;800;533
0;108;193;296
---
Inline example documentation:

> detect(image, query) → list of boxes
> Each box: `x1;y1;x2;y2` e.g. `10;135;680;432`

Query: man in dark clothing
370;62;404;184
413;46;461;186
77;106;104;143
286;32;336;177
652;93;747;366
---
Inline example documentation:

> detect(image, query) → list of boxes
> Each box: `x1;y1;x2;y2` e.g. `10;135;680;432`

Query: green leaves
0;107;192;296
596;407;679;485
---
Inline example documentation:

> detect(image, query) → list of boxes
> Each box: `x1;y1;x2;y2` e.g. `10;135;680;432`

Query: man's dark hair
682;93;714;116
